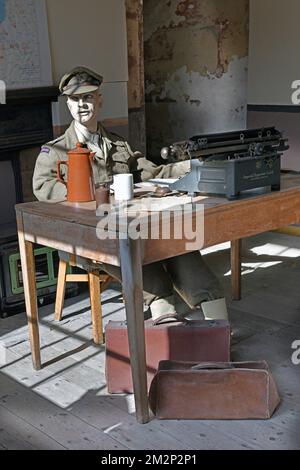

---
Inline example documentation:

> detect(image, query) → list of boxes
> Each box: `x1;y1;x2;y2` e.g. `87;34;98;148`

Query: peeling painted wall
144;0;249;157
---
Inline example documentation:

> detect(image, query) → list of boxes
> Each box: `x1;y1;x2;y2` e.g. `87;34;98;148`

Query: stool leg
55;259;68;321
88;271;103;344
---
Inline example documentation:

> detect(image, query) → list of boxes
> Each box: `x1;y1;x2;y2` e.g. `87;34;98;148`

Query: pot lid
68;142;91;155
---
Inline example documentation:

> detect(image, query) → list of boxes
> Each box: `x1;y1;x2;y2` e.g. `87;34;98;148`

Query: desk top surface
16;173;300;230
15;173;300;264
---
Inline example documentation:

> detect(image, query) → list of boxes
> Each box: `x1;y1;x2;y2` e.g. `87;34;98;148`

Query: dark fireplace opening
0;87;78;317
0;158;19;242
0;160;17;220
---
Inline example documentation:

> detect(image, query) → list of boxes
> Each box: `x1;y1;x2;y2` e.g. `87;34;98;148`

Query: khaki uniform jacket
33;121;190;201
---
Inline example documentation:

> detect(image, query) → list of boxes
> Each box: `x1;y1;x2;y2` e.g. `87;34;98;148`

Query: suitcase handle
191;362;235;370
152;315;208;326
152;313;181;325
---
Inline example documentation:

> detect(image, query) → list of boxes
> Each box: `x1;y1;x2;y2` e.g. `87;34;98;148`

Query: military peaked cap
59;66;103;95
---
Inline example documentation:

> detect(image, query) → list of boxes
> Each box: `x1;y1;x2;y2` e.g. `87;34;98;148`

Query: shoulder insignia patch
41;146;51;154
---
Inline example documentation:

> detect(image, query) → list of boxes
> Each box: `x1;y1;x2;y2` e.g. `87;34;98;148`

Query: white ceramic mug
113;173;134;201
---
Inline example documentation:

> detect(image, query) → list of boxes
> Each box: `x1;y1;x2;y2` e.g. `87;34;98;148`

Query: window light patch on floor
201;241;230;255
0;343;6;366
125;394;136;414
251;243;300;258
103;422;123;434
224;261;282;277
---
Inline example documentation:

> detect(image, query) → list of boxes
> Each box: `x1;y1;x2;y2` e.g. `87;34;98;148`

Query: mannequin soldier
33;67;228;321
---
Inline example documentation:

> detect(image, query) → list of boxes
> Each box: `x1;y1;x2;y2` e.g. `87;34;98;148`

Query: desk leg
16;213;41;370
119;237;149;424
231;239;242;301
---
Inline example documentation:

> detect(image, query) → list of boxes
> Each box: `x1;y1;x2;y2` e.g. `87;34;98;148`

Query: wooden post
119;236;149;424
231;239;242;300
125;0;146;154
16;211;41;370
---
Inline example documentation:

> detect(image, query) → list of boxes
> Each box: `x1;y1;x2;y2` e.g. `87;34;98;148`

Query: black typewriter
160;127;289;199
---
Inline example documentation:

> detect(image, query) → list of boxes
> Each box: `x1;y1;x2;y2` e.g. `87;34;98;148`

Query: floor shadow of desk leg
119;237;149;424
231;239;242;301
16;212;41;370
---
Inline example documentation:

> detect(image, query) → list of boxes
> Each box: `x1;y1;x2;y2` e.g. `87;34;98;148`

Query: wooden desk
15;174;300;424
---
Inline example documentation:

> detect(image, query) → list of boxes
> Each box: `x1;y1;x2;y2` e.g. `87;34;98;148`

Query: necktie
90;133;99;146
87;133;105;161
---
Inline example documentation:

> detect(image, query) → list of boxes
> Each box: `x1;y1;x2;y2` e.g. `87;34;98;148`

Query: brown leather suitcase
105;319;230;393
149;360;281;420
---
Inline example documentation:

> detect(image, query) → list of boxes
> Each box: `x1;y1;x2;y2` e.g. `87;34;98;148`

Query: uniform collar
64;120;126;148
74;121;100;144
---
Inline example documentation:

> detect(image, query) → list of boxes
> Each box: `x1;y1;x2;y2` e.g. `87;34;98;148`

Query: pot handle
57;160;68;185
191;362;234;370
89;152;96;165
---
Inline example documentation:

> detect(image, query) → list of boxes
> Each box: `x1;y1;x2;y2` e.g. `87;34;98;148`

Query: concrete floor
0;231;300;450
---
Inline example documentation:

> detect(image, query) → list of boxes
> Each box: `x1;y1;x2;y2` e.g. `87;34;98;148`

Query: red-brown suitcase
105;318;231;393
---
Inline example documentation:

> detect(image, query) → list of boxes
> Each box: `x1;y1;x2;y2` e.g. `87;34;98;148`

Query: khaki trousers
60;250;223;310
103;251;223;308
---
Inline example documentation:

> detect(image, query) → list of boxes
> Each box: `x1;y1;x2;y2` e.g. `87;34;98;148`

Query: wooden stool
54;256;113;344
